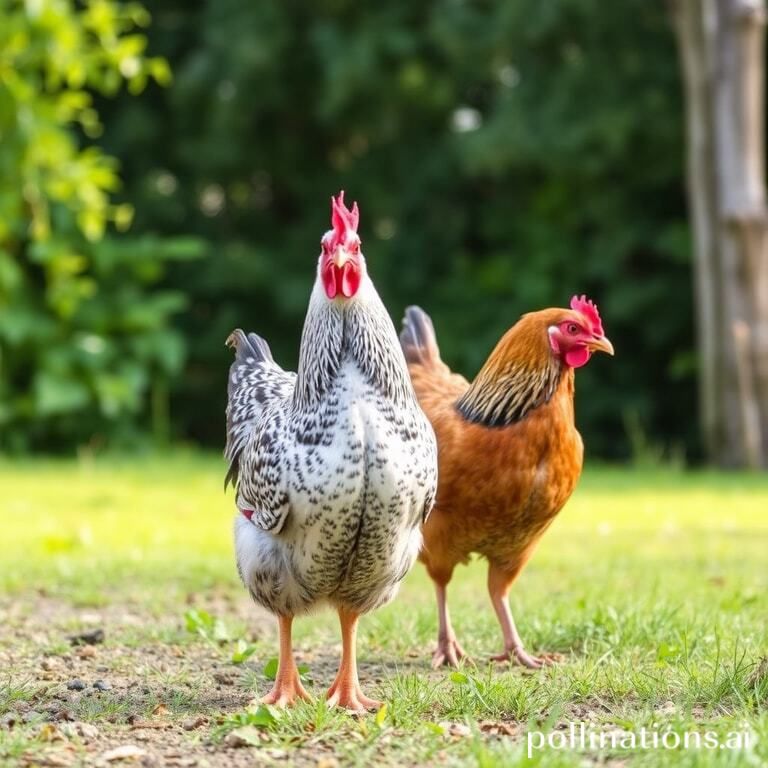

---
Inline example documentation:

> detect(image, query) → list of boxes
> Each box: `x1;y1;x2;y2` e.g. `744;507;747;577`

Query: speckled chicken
225;192;437;711
400;298;613;669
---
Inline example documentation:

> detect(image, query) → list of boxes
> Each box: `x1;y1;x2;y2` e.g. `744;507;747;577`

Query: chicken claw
430;583;472;668
261;673;311;707
491;646;562;669
486;571;563;670
325;608;382;713
326;676;382;713
260;615;312;707
432;636;471;669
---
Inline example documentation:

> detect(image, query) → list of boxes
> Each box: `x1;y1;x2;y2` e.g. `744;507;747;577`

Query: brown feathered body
402;309;583;587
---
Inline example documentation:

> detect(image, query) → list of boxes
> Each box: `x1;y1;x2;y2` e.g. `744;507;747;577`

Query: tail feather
225;329;275;399
400;306;441;368
226;328;274;365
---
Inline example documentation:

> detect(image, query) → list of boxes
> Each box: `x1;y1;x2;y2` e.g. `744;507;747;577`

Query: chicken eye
348;240;360;255
567;323;579;335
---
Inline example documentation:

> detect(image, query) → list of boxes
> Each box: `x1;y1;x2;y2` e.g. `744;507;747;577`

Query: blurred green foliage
2;1;695;459
0;0;201;450
98;0;691;458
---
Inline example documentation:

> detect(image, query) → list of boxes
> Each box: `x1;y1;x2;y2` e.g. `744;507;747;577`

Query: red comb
327;190;359;250
570;295;604;335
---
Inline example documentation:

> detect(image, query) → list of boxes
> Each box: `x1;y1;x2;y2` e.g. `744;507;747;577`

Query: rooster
400;297;613;668
225;192;437;711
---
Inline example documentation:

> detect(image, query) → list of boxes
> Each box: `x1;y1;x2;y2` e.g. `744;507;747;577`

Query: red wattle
322;262;360;298
565;346;591;368
322;264;338;298
341;262;361;297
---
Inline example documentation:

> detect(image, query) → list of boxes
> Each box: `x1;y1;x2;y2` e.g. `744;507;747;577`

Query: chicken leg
261;615;311;706
487;564;558;669
326;608;382;712
432;582;469;668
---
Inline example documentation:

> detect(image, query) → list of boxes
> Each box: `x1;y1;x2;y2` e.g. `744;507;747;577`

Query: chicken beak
588;335;615;356
332;247;350;268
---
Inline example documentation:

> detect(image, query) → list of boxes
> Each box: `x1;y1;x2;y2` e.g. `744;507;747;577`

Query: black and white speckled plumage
226;258;438;617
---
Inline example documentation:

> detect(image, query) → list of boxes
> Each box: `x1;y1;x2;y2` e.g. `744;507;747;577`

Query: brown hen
399;297;613;668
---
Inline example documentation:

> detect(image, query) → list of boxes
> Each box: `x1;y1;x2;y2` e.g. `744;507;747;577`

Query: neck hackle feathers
455;312;568;428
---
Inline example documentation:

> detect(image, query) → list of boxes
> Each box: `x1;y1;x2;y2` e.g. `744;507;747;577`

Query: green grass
1;453;767;766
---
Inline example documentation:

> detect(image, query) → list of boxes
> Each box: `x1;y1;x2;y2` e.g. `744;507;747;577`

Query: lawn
1;454;766;767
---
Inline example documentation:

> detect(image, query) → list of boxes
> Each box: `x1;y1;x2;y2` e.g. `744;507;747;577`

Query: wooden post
673;0;768;467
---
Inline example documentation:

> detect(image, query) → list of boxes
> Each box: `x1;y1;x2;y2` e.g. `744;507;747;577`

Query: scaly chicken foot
261;615;312;707
490;646;559;669
431;582;473;668
326;608;382;713
262;674;311;707
432;635;470;669
326;675;382;712
488;566;560;670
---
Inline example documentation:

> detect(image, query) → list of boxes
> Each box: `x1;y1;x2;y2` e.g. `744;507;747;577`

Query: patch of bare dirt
0;593;303;767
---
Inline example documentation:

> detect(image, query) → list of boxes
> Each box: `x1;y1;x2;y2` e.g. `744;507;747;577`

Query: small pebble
93;680;112;691
224;727;263;748
182;715;206;731
102;744;148;762
60;721;100;741
66;679;86;691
